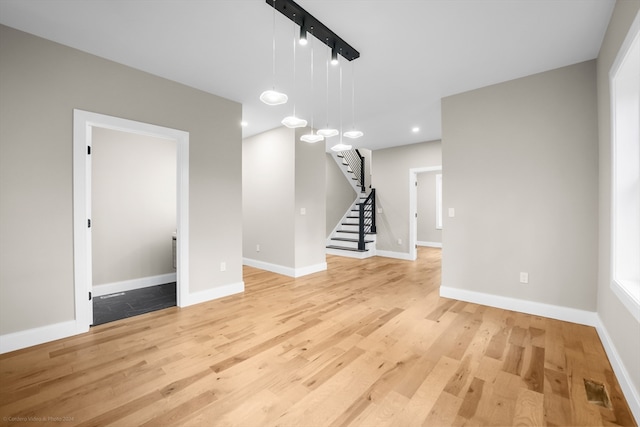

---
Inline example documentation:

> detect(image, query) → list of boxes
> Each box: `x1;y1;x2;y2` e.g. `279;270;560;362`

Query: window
611;12;640;322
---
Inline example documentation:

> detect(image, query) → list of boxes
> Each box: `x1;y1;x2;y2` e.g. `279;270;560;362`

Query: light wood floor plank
0;248;635;426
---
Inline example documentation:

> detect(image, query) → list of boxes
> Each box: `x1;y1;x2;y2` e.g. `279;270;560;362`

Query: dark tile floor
93;282;176;326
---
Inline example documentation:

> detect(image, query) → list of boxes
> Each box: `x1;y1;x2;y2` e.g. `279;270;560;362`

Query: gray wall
294;128;327;269
92;127;176;286
0;25;242;335
326;153;357;237
596;0;640;400
441;60;598;311
242;126;326;271
417;171;442;244
243;127;295;267
371;141;442;253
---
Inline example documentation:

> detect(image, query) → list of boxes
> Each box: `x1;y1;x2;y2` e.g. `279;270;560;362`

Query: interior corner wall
0;24;242;336
441;60;598;312
596;0;640;406
326;153;357;237
294;128;326;269
92;127;176;286
371;141;442;254
242;127;296;268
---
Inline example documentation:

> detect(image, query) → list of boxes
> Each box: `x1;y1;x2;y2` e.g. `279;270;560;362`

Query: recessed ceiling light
412;127;420;133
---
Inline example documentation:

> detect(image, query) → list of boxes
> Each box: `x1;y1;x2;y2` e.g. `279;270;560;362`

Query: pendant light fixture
282;16;307;129
260;0;288;106
317;41;339;138
331;58;352;152
343;61;363;139
300;33;324;143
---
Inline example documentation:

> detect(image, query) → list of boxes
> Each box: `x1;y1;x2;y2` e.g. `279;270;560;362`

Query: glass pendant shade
317;128;339;137
300;133;324;143
330;142;352;152
260;90;288;106
282;116;307;128
343;130;363;139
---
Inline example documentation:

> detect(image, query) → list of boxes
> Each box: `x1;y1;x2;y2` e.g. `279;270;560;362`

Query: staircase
326;150;377;259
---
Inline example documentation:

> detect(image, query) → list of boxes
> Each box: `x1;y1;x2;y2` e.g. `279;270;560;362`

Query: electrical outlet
448;208;455;218
377;208;383;214
397;238;402;245
220;262;226;272
300;207;306;215
519;272;529;284
256;244;260;252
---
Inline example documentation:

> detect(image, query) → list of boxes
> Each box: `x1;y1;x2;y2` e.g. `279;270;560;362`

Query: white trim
409;166;442;261
92;273;177;297
0;320;77;354
73;110;190;334
595;315;640;422
439;286;598;326
376;250;414;261
295;262;328;277
609;10;640;324
326;247;375;259
435;173;443;230
417;241;442;248
243;258;327;278
181;281;244;307
611;279;640;323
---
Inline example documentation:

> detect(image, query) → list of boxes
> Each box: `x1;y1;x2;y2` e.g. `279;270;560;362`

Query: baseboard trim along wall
439;286;598;326
93;272;178;297
243;258;327;278
595;315;640;422
0;320;78;354
439;285;640;421
417;241;442;248
181;281;245;307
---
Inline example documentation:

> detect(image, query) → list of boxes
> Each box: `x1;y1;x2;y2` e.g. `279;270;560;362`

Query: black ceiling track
266;0;360;61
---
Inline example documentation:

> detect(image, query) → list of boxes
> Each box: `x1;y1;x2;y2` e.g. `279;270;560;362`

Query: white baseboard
375;250;414;261
0;320;79;354
93;272;177;297
417;241;442;248
439;286;599;326
326;247;375;259
595;315;640;422
243;258;327;278
181;281;244;307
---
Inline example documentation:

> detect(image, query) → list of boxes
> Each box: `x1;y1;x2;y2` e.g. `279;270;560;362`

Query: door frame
73;109;189;332
409;166;442;261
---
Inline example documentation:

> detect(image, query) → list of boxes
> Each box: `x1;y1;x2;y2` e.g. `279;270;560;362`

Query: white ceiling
0;0;614;151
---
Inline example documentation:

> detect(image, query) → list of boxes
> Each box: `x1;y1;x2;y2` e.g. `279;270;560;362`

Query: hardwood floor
0;248;636;426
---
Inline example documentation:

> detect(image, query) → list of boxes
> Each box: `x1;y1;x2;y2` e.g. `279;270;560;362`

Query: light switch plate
448;208;455;217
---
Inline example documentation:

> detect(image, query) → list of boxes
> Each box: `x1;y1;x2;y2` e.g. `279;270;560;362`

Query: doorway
73;110;189;332
409;166;442;260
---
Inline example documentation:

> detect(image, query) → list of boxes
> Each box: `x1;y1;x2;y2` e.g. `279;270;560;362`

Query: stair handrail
358;188;376;250
340;149;366;193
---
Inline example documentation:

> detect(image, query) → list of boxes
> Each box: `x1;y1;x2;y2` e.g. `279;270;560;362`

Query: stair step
326;245;367;252
331;237;374;243
337;230;375;235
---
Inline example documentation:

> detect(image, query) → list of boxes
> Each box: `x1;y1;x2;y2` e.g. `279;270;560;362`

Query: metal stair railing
358;188;376;250
339;149;366;193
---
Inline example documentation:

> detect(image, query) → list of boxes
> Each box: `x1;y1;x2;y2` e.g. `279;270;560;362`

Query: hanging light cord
271;0;276;90
351;62;356;129
292;18;297;116
339;58;343;140
310;34;315;131
325;41;330;127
